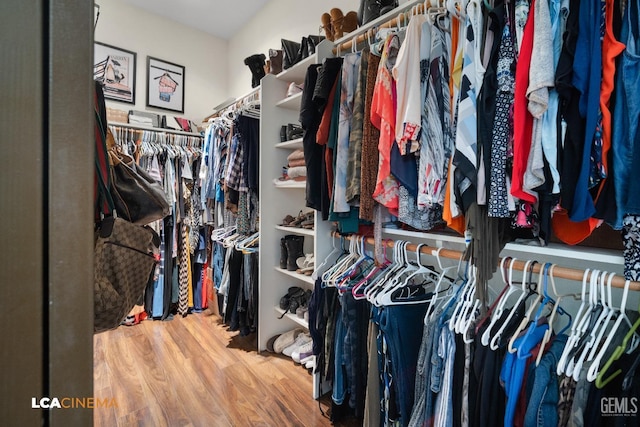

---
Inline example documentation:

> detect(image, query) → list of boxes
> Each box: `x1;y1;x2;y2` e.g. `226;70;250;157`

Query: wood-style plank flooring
94;313;357;426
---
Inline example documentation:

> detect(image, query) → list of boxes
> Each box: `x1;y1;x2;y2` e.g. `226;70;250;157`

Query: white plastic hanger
336;237;374;291
587;279;635;382
506;261;547;354
572;270;612;380
514;264;559;357
482;257;520;346
565;269;601;377
534;265;579;366
373;241;419;306
424;248;456;318
458;266;481;341
312;234;341;280
376;244;436;306
364;241;401;299
448;263;477;332
557;268;592;375
587;273;620;362
366;241;409;303
323;237;357;285
489;260;533;351
235;231;259;252
452;265;476;333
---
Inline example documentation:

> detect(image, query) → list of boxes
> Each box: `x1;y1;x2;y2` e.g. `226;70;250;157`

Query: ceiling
122;0;271;39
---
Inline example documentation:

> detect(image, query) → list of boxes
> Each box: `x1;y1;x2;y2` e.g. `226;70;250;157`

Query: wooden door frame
1;1;94;425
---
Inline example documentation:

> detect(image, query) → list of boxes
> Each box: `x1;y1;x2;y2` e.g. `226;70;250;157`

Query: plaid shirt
225;132;247;192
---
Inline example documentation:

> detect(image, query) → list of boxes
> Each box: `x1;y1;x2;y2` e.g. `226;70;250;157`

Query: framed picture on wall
146;57;185;113
93;42;136;104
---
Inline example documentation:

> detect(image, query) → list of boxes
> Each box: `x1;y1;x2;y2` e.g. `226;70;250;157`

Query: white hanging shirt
393;14;428;155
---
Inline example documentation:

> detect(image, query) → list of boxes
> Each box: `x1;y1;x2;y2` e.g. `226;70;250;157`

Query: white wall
226;0;359;98
95;0;227;122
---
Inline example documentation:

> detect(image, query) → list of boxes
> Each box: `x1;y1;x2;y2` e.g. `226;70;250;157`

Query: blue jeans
378;304;428;427
332;309;347;405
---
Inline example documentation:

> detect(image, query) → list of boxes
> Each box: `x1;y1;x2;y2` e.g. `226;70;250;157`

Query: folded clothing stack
106;107;129;124
285;149;306;181
128;110;160;127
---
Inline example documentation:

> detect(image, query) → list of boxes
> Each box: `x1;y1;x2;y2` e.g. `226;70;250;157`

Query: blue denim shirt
501;321;549;427
524;334;568;427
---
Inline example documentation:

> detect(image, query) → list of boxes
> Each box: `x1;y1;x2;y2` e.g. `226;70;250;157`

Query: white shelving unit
273;306;309;329
274;267;316;285
275;225;316;237
276;137;304;150
276;54;316;83
275;92;303;110
258;40;335;400
273;180;306;189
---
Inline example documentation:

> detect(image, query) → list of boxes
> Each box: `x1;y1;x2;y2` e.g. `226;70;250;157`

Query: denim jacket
524;334;568;427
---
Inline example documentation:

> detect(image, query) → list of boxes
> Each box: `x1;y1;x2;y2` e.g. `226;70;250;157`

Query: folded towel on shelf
288;159;306;168
287;149;305;163
287;166;307;179
128;115;154;126
128;110;160;127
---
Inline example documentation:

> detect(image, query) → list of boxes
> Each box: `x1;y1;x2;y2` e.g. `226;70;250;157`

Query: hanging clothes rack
204;87;261;122
334;233;640;291
108;121;203;138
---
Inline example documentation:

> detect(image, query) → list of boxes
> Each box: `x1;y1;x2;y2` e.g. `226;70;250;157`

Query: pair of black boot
280;235;304;271
244;53;266;88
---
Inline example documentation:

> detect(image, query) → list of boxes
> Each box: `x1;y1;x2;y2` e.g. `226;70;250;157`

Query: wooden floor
94;313;356;426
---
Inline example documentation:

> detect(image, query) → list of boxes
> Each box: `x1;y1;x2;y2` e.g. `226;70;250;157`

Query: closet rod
109;121;202;138
334;233;640;292
332;2;428;54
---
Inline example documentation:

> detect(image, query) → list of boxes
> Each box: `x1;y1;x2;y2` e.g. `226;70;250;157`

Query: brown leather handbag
94;215;159;333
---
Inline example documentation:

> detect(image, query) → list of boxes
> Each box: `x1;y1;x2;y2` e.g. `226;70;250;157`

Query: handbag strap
94;82;115;217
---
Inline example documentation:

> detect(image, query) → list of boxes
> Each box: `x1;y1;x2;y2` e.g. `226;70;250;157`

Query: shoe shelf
274;267;316;285
260;73;334;403
273;306;309;329
275;225;315;237
276;55;316;85
275;92;303;110
275;39;335;85
275;137;303;150
273;179;306;189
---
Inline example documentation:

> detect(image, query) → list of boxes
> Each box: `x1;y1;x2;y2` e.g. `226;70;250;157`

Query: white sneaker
304;357;315;370
283;333;311;358
292;339;313;364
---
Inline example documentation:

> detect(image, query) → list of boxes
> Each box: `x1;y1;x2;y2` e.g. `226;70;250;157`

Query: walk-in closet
3;0;640;426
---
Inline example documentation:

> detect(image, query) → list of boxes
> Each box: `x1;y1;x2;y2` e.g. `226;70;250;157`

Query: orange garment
316;78;338;146
443;157;466;235
317;78;339;199
449;18;461;112
596;0;626;200
371;34;400;215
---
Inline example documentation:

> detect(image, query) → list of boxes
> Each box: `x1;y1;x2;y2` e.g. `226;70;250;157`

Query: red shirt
510;0;537;203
